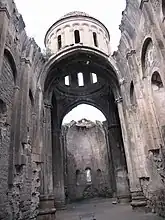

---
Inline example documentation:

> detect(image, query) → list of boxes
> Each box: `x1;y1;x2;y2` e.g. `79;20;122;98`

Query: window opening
57;35;62;50
76;170;80;185
151;72;163;90
93;32;98;47
130;81;137;106
74;30;80;43
78;72;84;86
65;75;70;86
91;73;97;84
85;168;92;183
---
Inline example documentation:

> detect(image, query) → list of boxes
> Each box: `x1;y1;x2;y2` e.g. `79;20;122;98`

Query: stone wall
0;0;45;219
114;0;165;216
62;119;112;201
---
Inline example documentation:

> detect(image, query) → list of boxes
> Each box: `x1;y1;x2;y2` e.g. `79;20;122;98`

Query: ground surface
56;198;164;220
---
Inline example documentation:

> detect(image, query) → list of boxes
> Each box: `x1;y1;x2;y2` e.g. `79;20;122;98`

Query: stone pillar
107;96;130;203
0;4;10;76
52;128;65;209
116;97;147;208
103;123;116;195
38;102;56;220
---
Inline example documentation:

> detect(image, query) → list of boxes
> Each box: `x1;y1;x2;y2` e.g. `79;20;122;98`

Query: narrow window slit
78;72;84;86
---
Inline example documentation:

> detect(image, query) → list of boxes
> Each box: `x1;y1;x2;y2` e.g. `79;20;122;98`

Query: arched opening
27;89;34;142
42;50;130;208
4;49;17;83
77;72;84;86
162;0;165;20
59;102;129;202
65;75;70;86
93;32;98;47
62;104;106;124
151;72;165;129
74;30;80;43
141;37;153;78
57;35;62;50
90;73;98;84
130;81;137;106
85;168;92;183
76;169;80;185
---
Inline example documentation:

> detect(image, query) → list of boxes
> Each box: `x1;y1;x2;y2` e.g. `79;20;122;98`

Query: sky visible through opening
14;0;126;123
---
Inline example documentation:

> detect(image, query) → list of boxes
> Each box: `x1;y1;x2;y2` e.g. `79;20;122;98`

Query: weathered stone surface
1;0;165;219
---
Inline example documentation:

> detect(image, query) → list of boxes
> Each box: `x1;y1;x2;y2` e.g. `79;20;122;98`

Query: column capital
0;5;10;19
115;96;123;103
140;0;149;10
44;102;52;109
21;57;31;65
14;85;20;91
126;49;136;60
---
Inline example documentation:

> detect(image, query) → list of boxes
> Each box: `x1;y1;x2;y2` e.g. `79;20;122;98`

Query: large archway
61;103;130;203
40;47;130;208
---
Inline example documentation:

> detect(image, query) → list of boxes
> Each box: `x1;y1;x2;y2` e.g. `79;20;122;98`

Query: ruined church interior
1;0;165;219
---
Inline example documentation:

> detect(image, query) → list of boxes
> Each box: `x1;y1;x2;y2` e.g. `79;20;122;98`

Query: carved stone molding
115;96;123;103
140;0;149;10
126;50;136;60
0;5;10;19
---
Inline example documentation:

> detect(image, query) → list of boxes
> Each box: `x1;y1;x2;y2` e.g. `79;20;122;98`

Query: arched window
130;81;137;106
141;38;153;76
29;89;34;107
93;32;98;47
78;72;84;86
74;30;80;43
151;72;165;127
65;75;70;86
151;72;163;90
162;0;165;20
91;73;97;84
76;169;80;185
85;168;92;183
57;35;62;50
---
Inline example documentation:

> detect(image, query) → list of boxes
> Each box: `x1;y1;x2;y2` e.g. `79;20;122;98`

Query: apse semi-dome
44;11;111;55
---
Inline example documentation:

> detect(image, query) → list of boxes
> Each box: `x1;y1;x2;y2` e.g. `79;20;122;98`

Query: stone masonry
0;0;165;219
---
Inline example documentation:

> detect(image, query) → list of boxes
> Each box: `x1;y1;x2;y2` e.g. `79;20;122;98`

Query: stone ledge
38;208;56;215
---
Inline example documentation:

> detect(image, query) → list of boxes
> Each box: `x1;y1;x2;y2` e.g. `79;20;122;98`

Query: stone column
52;127;65;209
103;123;116;195
0;4;10;76
117;97;147;208
38;102;56;220
108;97;130;203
